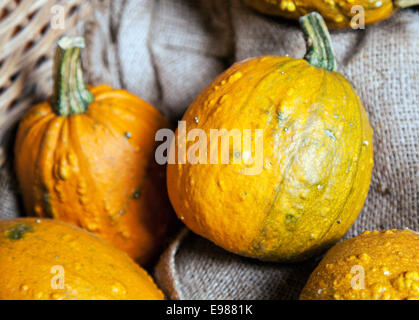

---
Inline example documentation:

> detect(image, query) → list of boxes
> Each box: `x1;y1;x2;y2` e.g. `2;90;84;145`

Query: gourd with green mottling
0;218;164;300
14;37;178;265
167;12;373;262
243;0;419;29
300;229;419;300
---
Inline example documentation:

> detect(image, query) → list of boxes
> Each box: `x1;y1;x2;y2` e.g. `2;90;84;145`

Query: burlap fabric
0;0;418;300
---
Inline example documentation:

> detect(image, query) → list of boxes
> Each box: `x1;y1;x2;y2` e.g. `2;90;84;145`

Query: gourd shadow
173;231;319;300
0;124;25;220
137;153;182;270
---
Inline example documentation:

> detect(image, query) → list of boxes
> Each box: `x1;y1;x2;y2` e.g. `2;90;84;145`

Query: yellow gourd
300;229;419;300
167;13;373;262
0;218;164;300
244;0;419;29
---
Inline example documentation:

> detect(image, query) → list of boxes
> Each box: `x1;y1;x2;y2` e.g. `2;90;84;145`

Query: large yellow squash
0;218;164;300
243;0;419;29
167;13;373;262
300;229;419;300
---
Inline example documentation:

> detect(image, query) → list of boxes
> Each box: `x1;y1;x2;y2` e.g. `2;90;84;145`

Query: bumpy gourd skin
167;56;373;262
0;218;164;300
15;85;176;265
244;0;396;28
300;229;419;300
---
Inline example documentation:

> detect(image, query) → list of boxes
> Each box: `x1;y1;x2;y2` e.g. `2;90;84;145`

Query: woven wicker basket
0;0;92;166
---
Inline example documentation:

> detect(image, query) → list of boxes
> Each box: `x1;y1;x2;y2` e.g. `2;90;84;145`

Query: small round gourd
14;37;177;265
167;13;373;262
300;229;419;300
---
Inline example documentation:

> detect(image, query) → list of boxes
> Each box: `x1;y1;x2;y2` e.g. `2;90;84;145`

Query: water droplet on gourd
132;188;142;199
324;129;336;140
194;117;199;124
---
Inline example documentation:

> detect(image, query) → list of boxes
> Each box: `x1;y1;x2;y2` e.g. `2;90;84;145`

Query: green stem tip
52;37;93;116
299;12;338;72
395;0;419;8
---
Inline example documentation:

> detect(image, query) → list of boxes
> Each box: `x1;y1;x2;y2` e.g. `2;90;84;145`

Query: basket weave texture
0;0;91;165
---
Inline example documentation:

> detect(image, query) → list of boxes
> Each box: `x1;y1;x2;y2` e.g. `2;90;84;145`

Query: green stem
395;0;419;8
52;37;93;116
299;12;337;72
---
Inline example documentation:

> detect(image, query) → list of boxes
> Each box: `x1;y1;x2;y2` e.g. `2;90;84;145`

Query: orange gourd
0;218;164;300
14;37;177;265
243;0;419;29
167;13;373;262
300;229;419;300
